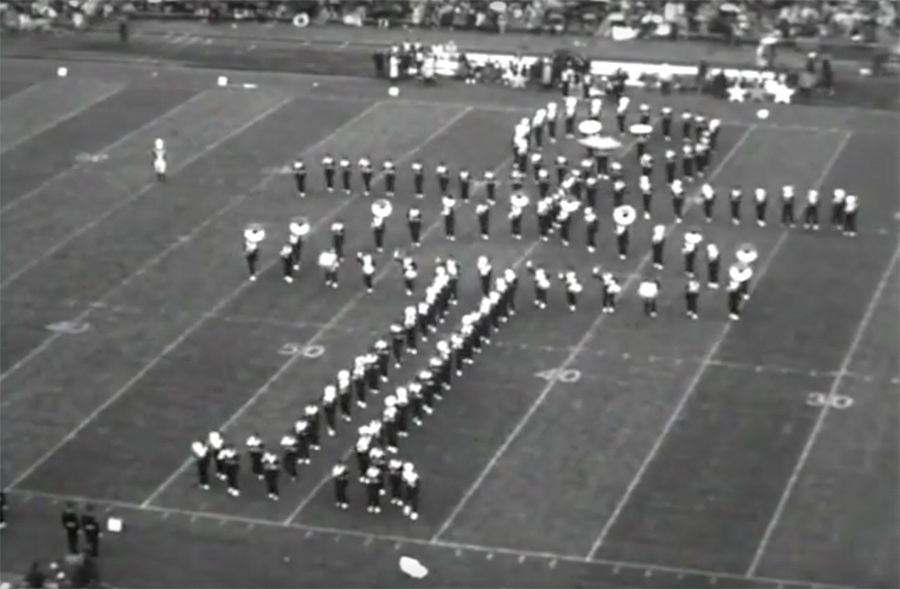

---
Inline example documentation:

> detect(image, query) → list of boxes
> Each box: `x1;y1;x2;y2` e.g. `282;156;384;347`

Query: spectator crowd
2;0;897;46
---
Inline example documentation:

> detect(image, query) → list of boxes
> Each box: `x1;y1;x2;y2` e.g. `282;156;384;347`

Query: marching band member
357;252;376;293
387;457;405;506
638;279;661;318
458;168;472;202
289;220;307;271
803;189;820;230
584;207;599;253
596;270;621;314
383;159;397;197
660;106;673;141
293;418;311;465
436;161;450;194
403;305;418;355
635;132;648;159
537;167;552;198
399;255;418;296
152;138;167;181
509;168;525;194
588;93;602;121
526;261;550;309
477;256;493;297
280;244;294;283
695;140;709;177
262;451;280;501
558;200;578;246
706;242;721;289
322;385;338;436
546;101;559;143
781;184;796;227
584;174;598;209
615;218;630;260
596;149;610;178
244;232;260;282
532;108;546;148
364;465;383;514
305;403;321;450
504;268;519;315
322;153;336;192
831;188;846;228
640;174;653;219
683;229;703;277
372;210;387;252
708;118;721;150
476;201;491;240
694;114;708;142
754;187;768;227
671;179;685;223
337;370;353;420
536;198;552;241
727;280;742;320
219;444;241;497
685;278;701;319
320;249;340;289
560;269;583;312
411;160;424;198
639;152;654;178
359;155;374;196
730;186;743;225
292;157;306;197
389;323;404;368
332;462;350;509
612;178;627;207
406;206;422;246
191;439;211;490
615;95;629;133
508;192;526;240
682;142;694;181
446;256;460;304
564;95;578;138
638;103;651;125
208;431;226;480
701;183;716;223
681;111;693;139
664;149;677;184
651;224;666;269
556;154;568;185
842;194;858;236
483;169;497;204
441;195;457;241
340;156;352;195
402;462;420;520
280;429;299;481
609;160;625;183
330;220;345;259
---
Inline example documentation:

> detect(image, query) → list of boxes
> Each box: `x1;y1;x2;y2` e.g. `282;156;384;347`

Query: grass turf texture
0;58;897;588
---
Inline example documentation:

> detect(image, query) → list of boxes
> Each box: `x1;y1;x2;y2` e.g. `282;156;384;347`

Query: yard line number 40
535;368;582;383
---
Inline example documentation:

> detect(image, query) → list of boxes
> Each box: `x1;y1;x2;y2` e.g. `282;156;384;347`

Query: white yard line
0;97;379;399
745;244;900;577
138;108;472;508
431;125;757;544
0;90;212;216
5;487;849;589
0;83;125;156
0;96;291;290
585;130;853;560
5;103;467;492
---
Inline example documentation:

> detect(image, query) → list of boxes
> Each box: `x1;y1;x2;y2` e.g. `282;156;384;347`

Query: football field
1;57;897;588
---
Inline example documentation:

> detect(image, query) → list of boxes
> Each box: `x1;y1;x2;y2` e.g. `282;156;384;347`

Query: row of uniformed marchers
188;258;518;517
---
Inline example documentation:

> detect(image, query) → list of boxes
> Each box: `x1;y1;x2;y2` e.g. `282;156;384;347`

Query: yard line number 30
806;392;854;410
278;342;325;358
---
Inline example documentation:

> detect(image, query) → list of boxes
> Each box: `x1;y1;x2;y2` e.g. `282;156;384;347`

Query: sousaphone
289;217;310;237
729;263;753;283
612;204;637;227
243;223;266;243
372;198;393;219
735;243;759;264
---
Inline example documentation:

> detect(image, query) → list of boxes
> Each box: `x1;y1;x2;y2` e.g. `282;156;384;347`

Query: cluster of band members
190;256;522;517
172;84;864;518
